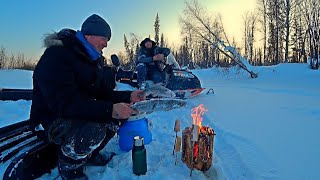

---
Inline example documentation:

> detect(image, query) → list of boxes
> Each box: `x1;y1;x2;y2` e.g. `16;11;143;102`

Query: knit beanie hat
81;14;111;40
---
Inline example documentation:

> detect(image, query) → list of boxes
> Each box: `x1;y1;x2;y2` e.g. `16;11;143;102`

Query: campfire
181;104;215;175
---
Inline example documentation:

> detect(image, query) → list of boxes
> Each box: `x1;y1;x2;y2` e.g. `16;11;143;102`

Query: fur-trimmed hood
42;29;77;48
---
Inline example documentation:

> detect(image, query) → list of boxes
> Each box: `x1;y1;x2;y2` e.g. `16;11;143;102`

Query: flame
193;142;199;159
191;104;208;128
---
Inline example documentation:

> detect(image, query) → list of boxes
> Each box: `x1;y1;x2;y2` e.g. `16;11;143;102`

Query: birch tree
302;0;320;69
257;0;268;62
290;0;306;63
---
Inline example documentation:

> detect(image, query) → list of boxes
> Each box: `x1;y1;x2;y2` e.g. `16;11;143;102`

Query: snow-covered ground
1;63;320;179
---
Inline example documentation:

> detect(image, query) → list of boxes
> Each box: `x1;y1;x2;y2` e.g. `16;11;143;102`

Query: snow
0;69;33;89
1;64;320;179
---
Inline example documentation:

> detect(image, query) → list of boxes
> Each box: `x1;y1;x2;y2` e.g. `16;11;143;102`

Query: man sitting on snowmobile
136;38;171;89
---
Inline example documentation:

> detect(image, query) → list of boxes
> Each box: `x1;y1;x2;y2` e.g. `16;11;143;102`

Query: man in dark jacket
30;14;144;179
136;38;170;89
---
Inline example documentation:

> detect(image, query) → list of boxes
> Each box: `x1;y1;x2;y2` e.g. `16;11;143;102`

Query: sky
0;0;256;61
1;61;320;179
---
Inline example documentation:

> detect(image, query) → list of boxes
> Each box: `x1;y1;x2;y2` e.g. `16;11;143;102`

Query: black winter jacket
29;29;131;131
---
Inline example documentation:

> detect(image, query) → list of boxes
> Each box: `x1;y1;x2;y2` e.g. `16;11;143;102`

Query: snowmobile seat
0;120;58;180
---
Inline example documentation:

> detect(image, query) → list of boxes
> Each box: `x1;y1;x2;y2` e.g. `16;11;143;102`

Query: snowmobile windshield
166;53;181;69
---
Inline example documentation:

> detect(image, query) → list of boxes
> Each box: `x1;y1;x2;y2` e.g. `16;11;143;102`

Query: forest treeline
1;0;319;70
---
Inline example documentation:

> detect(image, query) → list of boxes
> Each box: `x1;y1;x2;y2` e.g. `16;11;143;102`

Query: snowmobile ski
206;88;215;95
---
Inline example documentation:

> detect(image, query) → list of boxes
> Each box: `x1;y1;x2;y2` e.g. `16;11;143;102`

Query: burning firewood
174;136;181;152
181;104;215;176
173;119;181;164
174;119;181;133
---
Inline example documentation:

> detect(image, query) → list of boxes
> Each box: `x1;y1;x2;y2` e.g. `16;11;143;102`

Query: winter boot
138;81;148;90
58;152;88;180
59;167;87;180
136;63;148;87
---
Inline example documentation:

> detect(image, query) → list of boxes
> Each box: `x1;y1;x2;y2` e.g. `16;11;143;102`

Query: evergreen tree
154;13;160;46
160;33;165;47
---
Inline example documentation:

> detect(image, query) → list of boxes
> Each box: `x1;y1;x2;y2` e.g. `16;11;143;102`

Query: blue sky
0;0;255;60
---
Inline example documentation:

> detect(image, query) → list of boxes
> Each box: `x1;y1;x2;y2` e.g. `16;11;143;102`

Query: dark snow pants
136;63;164;85
47;118;116;172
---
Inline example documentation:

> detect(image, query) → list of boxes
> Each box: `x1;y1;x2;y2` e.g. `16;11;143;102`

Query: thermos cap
134;136;144;146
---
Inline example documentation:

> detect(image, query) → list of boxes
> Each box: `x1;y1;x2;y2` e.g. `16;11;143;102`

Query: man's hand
153;54;164;61
130;90;145;103
112;103;137;119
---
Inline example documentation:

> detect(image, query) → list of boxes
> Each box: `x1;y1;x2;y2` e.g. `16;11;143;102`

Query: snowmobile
112;53;205;99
